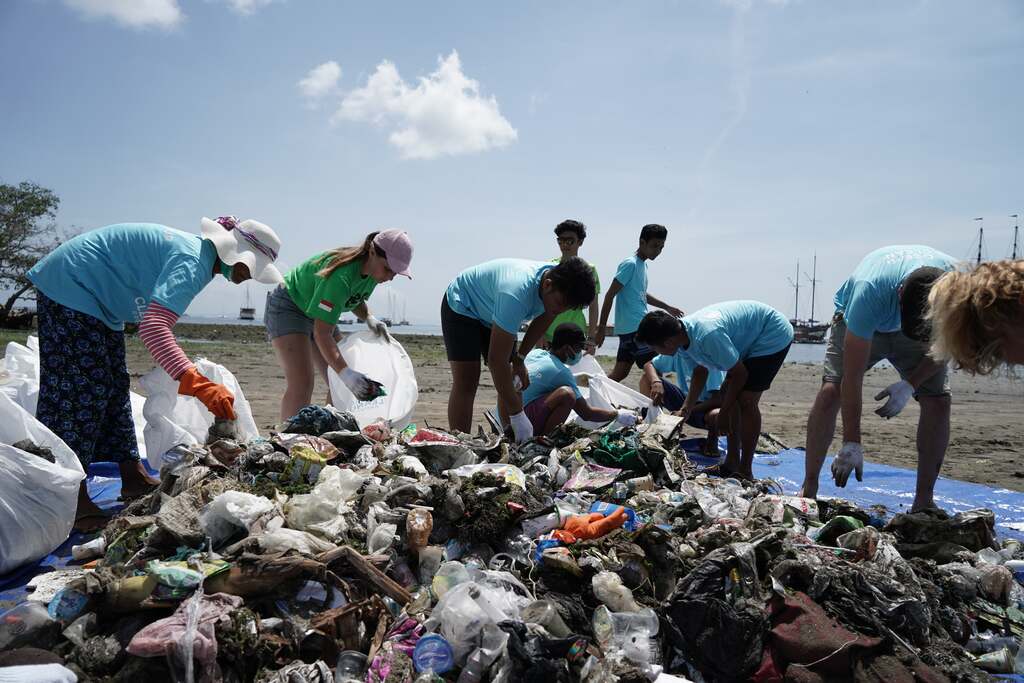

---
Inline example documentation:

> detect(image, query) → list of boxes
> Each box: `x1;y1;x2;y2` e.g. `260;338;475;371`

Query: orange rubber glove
551;508;627;544
177;367;236;420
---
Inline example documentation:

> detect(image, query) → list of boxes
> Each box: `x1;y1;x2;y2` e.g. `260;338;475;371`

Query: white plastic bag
571;375;650;429
0;393;86;574
0;336;150;463
327;331;418;429
139;358;259;470
0;336;40;415
199;491;277;546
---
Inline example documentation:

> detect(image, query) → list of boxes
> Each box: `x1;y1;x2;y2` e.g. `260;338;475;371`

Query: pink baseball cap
373;229;413;278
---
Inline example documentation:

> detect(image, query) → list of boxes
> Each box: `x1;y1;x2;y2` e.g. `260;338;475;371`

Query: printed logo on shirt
318;299;335;313
344;293;370;308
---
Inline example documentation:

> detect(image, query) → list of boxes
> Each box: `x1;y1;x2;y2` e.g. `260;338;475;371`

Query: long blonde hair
928;259;1024;374
316;232;380;279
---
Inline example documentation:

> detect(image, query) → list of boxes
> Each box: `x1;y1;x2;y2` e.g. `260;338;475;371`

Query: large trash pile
2;403;1022;682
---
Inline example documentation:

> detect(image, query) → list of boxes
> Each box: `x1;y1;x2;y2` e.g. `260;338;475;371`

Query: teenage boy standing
595;224;683;381
544;220;601;354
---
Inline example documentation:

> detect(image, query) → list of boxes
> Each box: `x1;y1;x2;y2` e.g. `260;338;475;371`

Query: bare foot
701;437;720;457
119;460;160;499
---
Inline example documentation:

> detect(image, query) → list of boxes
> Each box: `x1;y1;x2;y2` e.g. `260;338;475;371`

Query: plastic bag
284;466;364;536
572;375;650;428
0;336;40;414
140;358;259;470
0;337;150;462
0;392;85;574
199;491;277;546
328;331;419;429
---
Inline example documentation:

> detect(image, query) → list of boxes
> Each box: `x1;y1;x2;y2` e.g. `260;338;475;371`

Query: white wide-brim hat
200;216;283;285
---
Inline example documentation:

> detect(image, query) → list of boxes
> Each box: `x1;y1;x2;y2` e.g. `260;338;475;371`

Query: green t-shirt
284;253;378;324
544;258;601;341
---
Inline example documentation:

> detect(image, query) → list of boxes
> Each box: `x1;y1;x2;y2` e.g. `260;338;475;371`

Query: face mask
566;349;583;366
219;260;234;280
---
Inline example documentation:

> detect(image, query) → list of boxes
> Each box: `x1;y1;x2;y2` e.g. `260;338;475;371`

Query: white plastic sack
200;490;277;546
0;336;40;415
139;358;259;470
328;331;418;429
0;336;148;462
568;353;606;384
0;393;85;574
571;375;651;429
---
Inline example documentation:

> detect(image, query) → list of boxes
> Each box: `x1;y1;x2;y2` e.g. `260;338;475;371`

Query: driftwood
318;546;411;605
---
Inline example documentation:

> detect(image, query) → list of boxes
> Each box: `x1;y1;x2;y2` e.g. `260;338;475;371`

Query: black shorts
440;295;517;363
742;344;791;392
616;332;655;368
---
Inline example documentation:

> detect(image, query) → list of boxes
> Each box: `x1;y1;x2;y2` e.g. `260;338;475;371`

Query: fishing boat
788;254;828;344
238;286;255;321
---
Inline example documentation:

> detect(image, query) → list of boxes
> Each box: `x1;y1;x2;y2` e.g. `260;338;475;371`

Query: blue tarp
681;437;1024;541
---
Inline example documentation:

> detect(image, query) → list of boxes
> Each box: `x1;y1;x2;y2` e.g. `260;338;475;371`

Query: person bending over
522;324;639;435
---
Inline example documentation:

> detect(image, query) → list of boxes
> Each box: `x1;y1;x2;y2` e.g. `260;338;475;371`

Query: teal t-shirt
652;349;725;401
833;245;958;339
446;259;554;334
680;301;794;372
522;349;582;406
613;255;648;336
27;223;216;330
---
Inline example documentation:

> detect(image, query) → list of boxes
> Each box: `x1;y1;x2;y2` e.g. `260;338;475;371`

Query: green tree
0;181;63;323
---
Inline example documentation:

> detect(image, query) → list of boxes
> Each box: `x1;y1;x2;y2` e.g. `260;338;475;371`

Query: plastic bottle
406;508;434;551
592;571;640;612
521;600;571;637
71;536;107;561
591;605;659;664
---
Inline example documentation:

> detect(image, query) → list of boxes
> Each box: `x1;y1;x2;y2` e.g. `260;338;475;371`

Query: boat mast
804;253;820;324
787;260;800;320
974;217;984;266
1012;214;1019;260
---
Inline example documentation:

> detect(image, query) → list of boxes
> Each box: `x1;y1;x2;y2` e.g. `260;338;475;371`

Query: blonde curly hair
927;260;1024;374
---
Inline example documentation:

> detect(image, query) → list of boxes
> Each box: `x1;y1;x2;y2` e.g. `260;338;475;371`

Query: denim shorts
264;284;314;340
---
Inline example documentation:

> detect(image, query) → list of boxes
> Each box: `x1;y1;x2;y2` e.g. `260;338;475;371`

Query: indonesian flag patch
318;299;335;313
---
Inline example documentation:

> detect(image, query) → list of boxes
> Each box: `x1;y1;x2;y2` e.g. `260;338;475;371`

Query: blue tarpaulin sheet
681;437;1024;541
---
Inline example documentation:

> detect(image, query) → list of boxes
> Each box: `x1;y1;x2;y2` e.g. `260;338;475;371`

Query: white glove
365;315;391;340
831;441;864;487
509;411;534;444
874;380;913;419
340;367;379;401
615;409;638;427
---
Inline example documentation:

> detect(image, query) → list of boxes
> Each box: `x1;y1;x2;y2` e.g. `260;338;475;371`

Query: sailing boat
788;254;828;344
398;300;410;326
238;285;255;321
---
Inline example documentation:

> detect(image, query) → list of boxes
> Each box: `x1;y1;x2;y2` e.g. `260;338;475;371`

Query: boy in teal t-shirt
595;224;683;382
543;220;601;352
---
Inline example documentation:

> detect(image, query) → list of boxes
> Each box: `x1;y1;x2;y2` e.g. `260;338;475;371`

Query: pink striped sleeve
139;301;193;380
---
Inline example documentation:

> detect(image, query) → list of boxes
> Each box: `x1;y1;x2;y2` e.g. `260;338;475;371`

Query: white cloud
217;0;280;15
63;0;183;28
298;61;341;103
333;50;517;160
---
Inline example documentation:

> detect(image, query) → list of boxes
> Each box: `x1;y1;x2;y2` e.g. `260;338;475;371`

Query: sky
2;0;1022;324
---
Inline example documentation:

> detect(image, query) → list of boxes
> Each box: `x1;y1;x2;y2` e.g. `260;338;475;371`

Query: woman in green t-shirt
265;229;413;420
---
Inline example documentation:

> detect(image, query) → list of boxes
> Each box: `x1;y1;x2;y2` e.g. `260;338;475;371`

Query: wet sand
17;323;1021;491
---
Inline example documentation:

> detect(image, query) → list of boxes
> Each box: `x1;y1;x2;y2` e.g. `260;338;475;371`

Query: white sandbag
0;336;40;415
0;393;85;574
328;331;418;429
571;375;651;429
139;358;259;470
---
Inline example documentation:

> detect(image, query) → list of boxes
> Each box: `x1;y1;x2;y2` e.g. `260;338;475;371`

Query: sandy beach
7;323;1020;490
